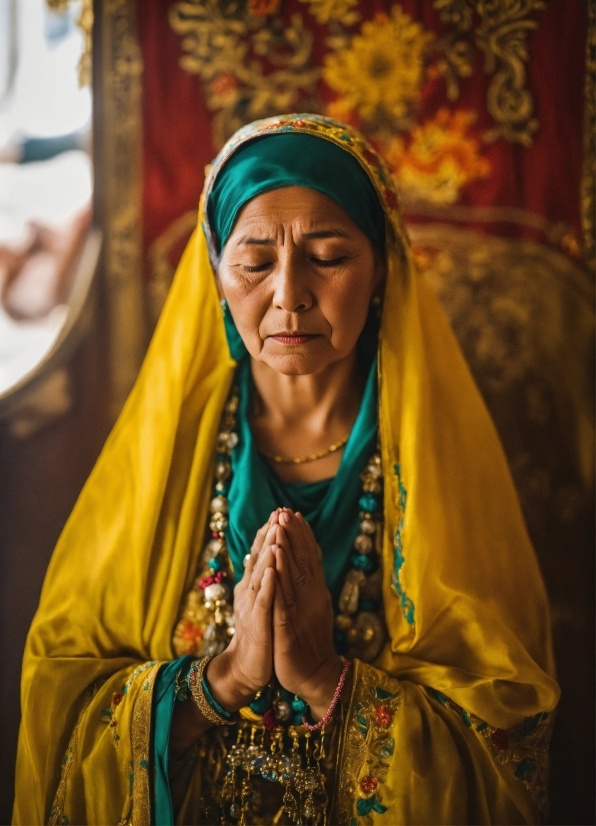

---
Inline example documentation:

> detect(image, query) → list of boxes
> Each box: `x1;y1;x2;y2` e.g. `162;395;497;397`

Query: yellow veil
14;115;559;825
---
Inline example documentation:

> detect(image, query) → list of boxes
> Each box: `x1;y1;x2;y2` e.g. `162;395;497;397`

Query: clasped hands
207;509;344;722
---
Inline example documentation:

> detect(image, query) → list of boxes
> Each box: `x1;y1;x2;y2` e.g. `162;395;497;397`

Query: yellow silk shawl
14;115;559;825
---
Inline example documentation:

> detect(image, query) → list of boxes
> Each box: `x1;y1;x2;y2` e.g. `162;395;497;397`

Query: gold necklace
259;432;350;464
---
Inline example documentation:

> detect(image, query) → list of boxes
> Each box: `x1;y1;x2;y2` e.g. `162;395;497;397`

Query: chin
261;353;325;376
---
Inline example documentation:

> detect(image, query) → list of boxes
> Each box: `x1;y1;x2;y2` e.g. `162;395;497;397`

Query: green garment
152;358;378;824
206;132;386;253
227;354;378;602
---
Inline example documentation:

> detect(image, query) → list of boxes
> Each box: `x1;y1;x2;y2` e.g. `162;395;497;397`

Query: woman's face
218;186;384;375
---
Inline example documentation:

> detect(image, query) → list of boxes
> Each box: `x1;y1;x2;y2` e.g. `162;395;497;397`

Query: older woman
14;115;559;826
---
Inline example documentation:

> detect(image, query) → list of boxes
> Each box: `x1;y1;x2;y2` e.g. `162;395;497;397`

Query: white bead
204;583;229;602
210;495;228;514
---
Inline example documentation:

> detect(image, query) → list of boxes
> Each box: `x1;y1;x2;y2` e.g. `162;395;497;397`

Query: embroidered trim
391;463;414;625
334;661;401;825
131;662;162;826
100;661;157;750
426;688;552;819
48;686;95;826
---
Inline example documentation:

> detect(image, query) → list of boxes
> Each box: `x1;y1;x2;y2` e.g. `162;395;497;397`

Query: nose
272;253;312;313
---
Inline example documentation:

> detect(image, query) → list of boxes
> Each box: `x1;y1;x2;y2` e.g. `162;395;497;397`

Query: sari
14;114;559;825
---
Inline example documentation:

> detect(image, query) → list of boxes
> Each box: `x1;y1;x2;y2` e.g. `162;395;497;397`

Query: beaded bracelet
302;659;351;731
188;656;234;726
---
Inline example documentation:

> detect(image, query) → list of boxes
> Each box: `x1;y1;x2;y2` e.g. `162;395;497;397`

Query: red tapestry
138;0;591;300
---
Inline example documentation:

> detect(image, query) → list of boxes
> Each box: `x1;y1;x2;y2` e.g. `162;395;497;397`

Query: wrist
302;655;345;721
206;650;259;713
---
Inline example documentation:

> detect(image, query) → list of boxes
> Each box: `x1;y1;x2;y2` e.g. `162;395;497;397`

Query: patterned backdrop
92;0;594;821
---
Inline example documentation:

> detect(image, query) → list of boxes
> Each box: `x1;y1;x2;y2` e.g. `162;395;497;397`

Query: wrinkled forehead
204;123;388;259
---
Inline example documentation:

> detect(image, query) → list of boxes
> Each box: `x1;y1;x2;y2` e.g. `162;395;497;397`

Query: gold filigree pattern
581;0;595;271
298;0;360;26
48;687;95;826
99;0;146;415
131;663;161;826
333;660;401;825
169;0;321;147
432;0;474;101
475;0;545;146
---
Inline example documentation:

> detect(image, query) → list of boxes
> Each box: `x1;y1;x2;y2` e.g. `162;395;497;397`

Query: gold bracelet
188;656;231;726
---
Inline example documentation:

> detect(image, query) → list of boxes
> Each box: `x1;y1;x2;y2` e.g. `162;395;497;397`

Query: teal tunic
151;357;378;824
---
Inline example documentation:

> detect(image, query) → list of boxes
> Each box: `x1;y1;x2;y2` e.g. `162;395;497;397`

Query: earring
371;295;382;318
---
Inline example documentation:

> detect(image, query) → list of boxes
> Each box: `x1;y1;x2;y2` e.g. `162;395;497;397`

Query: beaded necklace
172;383;387;824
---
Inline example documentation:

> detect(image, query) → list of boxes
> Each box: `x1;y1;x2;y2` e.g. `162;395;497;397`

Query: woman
14;114;559;825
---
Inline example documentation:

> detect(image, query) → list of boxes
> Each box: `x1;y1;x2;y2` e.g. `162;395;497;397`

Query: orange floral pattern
384;108;490;206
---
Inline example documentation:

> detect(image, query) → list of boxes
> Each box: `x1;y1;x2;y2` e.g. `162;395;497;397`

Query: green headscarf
206;133;386;253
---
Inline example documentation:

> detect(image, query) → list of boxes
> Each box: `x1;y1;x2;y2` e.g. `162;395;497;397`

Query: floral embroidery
100;662;156;750
336;663;401;825
323;7;433;125
426;688;551;819
392;463;414;625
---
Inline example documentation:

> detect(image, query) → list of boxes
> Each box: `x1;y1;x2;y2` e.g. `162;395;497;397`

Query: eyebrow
237;228;349;246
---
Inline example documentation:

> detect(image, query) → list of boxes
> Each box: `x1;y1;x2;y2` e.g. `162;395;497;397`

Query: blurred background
0;0;593;822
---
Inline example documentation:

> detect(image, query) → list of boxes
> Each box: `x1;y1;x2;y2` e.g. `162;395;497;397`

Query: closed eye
243;263;272;273
312;257;348;268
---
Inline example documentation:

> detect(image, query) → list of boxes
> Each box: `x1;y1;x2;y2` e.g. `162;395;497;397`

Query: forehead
230;186;361;234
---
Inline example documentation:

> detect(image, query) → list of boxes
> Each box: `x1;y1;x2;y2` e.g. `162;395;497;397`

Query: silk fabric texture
14;115;559;825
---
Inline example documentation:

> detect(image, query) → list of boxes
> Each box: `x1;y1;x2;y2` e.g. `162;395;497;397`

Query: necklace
172;383;387;824
259;432;350;464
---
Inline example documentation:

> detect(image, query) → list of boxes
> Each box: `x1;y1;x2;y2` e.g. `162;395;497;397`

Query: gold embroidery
298;0;360;26
98;0;145;415
581;0;595;271
432;0;474;101
333;660;401;825
323;7;433;129
169;0;321;148
131;663;161;826
48;686;95;826
475;0;545;147
426;688;552;821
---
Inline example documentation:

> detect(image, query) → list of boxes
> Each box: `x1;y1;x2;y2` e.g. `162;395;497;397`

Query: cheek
219;275;267;347
323;272;374;345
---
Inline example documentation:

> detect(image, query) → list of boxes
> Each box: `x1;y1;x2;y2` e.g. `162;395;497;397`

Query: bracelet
188;657;234;726
302;660;351;731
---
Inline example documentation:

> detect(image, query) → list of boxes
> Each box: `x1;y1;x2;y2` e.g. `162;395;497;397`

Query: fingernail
279;512;289;525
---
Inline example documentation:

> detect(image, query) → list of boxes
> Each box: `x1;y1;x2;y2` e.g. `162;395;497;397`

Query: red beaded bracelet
302;660;351;731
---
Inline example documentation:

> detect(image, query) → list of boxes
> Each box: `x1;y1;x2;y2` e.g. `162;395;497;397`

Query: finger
246;520;278;578
273;548;298;636
248;545;275;597
295;512;324;577
254;566;275;614
274;545;295;608
278;513;311;585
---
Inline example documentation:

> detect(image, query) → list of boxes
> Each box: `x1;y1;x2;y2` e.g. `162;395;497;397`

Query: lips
269;333;319;345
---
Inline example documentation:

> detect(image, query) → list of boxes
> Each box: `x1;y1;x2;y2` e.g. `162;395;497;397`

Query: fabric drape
14;115;559;826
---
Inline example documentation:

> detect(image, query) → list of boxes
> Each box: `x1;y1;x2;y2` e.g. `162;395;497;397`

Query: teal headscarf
207;132;382;598
207;133;386;253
